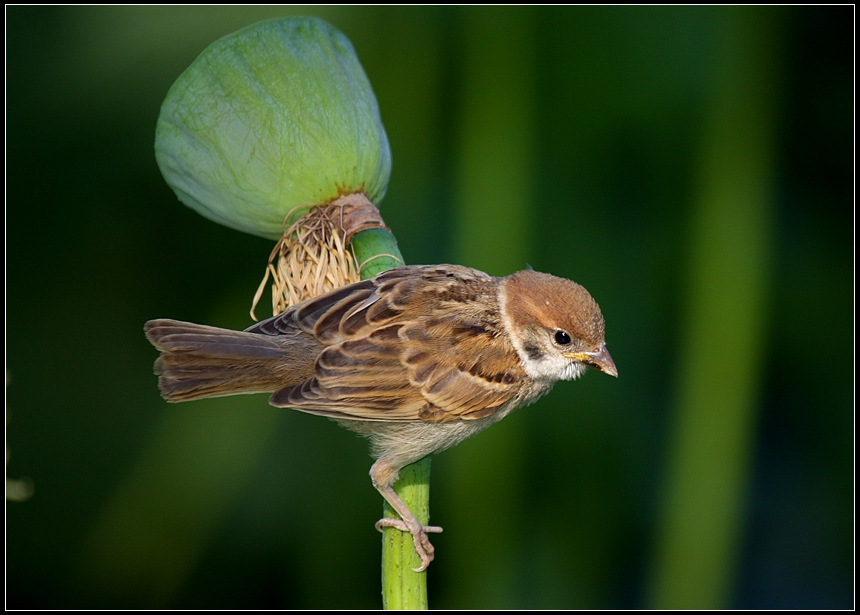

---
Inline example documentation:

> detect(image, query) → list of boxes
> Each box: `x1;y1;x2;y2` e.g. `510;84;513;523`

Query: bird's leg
374;484;444;571
371;459;443;572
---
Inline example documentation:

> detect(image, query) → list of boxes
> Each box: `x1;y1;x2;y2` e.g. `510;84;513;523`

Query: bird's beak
564;342;618;378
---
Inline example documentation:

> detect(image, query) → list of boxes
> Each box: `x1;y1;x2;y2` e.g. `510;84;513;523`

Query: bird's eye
554;330;572;345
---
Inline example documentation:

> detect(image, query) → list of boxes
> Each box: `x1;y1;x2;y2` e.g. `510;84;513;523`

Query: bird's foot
375;518;443;572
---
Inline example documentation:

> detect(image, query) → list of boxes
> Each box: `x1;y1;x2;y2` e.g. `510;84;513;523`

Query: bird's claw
375;518;443;572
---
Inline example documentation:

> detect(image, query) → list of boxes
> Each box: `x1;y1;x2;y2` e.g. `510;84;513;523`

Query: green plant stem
351;227;406;278
647;8;778;609
351;226;430;610
380;457;432;610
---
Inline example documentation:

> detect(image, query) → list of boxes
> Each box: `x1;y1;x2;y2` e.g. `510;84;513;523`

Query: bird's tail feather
144;319;309;403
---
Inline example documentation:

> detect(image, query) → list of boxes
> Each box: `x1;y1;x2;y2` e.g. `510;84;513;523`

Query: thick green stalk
351;228;406;279
351;227;430;610
647;8;778;609
379;458;432;610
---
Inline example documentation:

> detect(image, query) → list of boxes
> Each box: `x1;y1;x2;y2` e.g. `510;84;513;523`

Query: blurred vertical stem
447;7;536;608
648;8;779;609
351;227;429;609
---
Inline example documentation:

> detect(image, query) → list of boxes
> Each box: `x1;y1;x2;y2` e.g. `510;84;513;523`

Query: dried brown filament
251;193;388;319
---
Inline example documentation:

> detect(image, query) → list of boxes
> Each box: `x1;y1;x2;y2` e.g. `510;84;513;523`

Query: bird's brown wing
245;279;377;339
268;265;527;422
399;316;527;421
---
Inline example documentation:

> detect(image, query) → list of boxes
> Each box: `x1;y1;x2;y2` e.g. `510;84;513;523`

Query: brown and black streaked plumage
145;264;617;570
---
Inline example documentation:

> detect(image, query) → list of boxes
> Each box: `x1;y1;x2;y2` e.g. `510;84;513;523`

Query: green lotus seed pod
155;17;391;240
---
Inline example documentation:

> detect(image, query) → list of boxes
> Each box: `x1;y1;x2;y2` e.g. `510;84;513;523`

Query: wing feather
260;265;526;422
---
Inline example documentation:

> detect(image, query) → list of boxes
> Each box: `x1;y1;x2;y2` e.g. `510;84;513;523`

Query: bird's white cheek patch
560;362;587;381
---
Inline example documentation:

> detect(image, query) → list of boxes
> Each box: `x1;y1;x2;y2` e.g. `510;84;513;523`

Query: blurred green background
5;6;853;609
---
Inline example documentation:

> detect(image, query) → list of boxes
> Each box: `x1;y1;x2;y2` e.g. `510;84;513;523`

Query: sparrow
144;264;617;571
